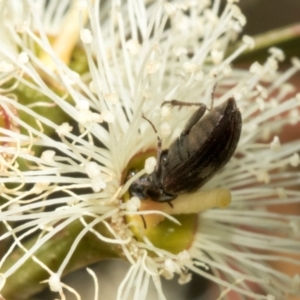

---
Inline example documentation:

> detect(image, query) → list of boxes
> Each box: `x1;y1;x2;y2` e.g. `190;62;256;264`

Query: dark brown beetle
129;97;242;203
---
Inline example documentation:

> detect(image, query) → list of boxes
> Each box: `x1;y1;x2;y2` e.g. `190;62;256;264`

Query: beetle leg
208;83;217;111
163;83;216;110
162;99;206;109
162;100;207;135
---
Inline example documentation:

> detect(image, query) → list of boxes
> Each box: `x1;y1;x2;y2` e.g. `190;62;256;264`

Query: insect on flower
129;97;242;204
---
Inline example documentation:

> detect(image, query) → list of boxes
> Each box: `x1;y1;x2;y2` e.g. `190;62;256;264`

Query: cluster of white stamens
0;0;299;299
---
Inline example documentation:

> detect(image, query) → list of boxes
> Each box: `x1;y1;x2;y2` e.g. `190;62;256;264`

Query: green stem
1;219;121;300
229;22;300;62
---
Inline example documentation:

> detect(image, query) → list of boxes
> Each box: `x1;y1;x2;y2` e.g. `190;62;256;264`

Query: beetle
129;97;242;203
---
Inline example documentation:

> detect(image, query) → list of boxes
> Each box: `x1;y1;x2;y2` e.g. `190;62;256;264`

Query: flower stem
230;22;300;62
1;219;121;300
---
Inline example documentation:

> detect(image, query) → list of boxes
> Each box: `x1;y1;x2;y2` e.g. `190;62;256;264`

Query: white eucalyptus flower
0;0;300;300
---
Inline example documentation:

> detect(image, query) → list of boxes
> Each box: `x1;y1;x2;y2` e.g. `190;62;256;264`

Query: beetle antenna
142;115;162;168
